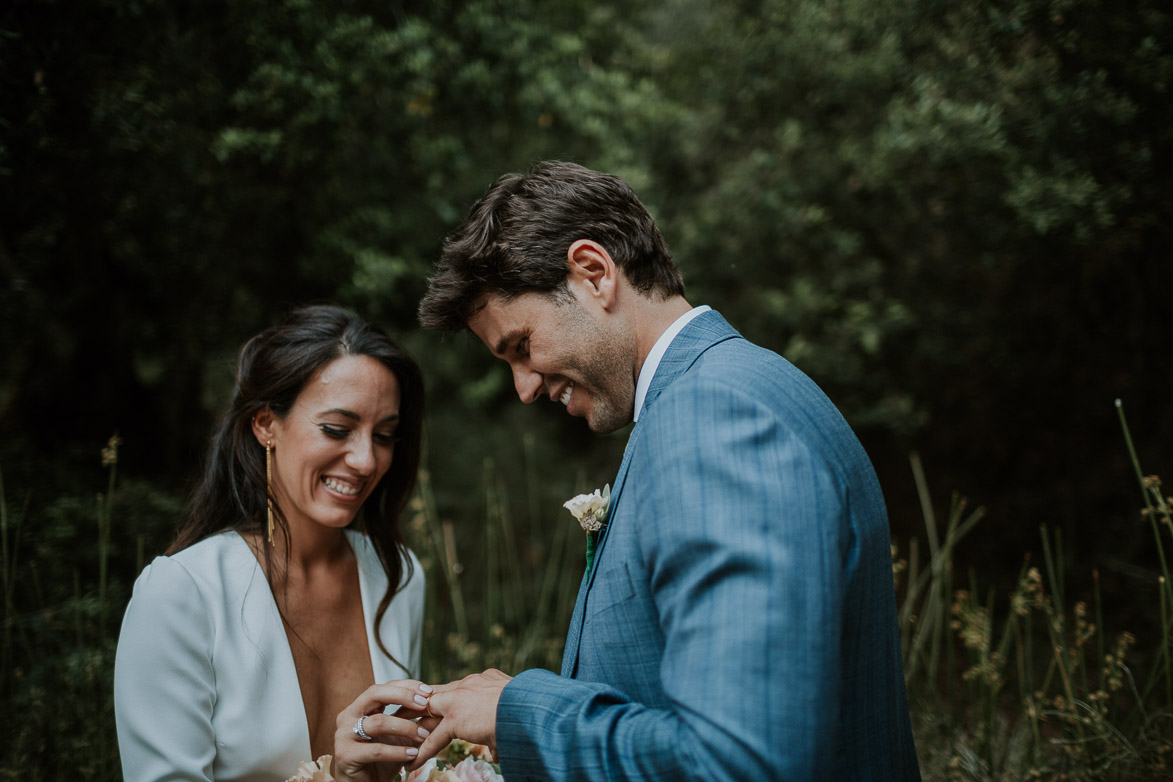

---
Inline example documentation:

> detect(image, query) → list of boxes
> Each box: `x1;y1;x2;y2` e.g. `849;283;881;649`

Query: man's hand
409;668;513;771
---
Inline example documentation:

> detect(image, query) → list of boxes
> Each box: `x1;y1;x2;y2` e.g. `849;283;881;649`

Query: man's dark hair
418;161;684;331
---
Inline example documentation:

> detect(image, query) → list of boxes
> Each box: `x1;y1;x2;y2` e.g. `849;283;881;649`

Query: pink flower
286;755;333;782
409;756;502;782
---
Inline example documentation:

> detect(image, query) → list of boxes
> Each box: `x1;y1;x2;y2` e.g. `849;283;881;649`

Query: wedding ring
353;715;373;741
424;691;437;719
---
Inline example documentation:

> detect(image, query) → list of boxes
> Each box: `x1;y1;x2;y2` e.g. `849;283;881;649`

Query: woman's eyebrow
320;407;360;420
319;408;400;423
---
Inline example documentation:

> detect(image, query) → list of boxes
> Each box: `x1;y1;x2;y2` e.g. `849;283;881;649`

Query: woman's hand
332;680;438;782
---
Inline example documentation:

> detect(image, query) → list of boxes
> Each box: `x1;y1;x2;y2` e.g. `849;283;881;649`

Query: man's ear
251;408;277;447
567;239;618;308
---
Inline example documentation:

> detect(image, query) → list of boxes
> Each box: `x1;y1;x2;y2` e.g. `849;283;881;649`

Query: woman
115;305;431;780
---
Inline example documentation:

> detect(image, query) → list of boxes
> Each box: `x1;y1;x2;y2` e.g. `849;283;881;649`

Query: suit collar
636;309;740;418
633;305;711;422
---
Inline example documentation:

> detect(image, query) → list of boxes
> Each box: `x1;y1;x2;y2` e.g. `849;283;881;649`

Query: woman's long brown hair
168;304;424;667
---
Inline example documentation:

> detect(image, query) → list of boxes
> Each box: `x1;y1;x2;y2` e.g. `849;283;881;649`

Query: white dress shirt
633;305;711;422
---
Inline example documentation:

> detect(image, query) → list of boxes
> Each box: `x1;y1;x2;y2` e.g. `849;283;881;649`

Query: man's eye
320;425;348;438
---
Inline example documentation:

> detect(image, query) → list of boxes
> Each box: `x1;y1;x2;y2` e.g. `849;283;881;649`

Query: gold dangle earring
266;440;275;544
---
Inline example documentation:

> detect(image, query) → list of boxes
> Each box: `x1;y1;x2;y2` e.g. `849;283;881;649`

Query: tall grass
898;402;1173;780
2;410;1171;779
407;440;590;682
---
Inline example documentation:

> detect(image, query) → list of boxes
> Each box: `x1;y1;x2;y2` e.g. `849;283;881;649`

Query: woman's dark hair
169;304;424;665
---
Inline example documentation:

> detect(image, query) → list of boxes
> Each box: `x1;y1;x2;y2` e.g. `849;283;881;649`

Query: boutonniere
564;484;611;573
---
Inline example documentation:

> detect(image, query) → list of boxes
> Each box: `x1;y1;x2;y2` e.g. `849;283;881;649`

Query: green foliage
2;1;1172;773
0;437;178;779
2;0;1170;561
639;0;1172;450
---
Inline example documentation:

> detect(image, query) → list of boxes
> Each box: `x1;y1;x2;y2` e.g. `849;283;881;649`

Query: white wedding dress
114;529;424;781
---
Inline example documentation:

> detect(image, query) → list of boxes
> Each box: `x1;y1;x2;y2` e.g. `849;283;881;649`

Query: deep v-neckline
236;530;376;757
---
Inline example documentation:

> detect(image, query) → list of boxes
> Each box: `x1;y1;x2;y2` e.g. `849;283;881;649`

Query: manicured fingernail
418;726;431;738
418;683;434;693
414;694;428;706
406;748;419;757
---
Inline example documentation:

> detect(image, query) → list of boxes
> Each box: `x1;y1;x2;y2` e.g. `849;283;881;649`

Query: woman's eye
320;425;348;438
374;432;400;445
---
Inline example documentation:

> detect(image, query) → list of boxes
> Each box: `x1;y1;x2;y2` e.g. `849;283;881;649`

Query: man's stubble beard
573;312;636;434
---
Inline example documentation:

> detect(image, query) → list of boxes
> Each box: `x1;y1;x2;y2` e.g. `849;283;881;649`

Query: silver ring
353;715;373;741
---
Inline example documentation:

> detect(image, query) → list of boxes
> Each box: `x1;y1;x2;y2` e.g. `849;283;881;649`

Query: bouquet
286;756;333;782
407;740;502;782
286;741;501;782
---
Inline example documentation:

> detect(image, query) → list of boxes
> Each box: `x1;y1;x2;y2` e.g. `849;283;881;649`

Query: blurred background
1;0;1171;777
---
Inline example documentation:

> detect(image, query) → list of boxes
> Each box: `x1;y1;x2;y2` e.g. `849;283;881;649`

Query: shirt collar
633;305;711;422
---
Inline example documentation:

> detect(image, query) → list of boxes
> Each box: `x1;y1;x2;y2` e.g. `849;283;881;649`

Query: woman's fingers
332;743;417;782
342;680;433;721
330;680;449;781
406;718;458;772
352;712;432;746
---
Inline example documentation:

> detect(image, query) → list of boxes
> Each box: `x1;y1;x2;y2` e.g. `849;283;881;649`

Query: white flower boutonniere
564;485;610;573
563;484;611;533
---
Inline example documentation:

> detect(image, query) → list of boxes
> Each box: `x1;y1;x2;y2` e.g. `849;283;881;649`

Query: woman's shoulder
134;531;253;597
170;529;245;559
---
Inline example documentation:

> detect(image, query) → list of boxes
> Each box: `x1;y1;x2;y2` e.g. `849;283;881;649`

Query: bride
115;305;432;780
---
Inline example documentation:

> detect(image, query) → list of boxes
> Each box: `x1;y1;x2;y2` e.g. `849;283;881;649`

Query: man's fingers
425;690;455;718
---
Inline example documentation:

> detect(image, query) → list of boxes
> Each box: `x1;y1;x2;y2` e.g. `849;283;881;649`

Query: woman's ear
251;408;277;447
567;239;618;308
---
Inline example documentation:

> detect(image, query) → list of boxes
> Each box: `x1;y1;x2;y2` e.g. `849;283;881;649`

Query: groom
415;161;920;779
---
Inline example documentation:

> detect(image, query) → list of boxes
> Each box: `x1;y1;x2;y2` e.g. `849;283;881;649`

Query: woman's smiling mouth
322;476;361;496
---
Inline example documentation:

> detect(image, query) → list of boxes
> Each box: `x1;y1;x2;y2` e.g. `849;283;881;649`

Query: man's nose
513;366;544;404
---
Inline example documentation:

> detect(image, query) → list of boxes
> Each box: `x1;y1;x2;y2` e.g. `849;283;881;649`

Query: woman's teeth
323;477;359;496
560;383;574;406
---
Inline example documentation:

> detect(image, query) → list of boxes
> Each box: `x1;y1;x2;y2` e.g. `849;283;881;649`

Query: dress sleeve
114;556;218;782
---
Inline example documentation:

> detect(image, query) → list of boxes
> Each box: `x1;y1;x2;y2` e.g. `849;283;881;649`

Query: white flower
564;484;611;533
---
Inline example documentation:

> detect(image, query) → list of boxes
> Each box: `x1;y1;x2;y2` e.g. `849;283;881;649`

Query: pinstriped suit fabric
496;311;919;781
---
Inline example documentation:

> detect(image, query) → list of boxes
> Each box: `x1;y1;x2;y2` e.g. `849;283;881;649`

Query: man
413;161;920;780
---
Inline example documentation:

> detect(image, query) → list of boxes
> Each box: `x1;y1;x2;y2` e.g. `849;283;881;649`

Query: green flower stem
585;531;597;575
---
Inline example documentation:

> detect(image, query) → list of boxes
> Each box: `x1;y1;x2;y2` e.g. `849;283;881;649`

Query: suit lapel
560;423;642;676
560;310;741;677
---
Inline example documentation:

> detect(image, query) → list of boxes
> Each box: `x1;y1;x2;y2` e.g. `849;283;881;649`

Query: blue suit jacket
496;310;919;780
